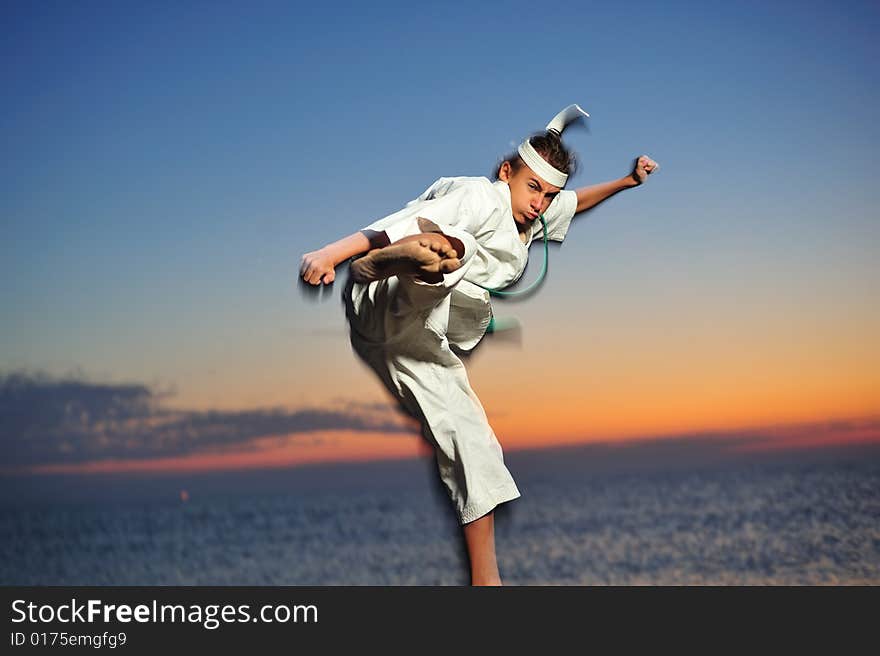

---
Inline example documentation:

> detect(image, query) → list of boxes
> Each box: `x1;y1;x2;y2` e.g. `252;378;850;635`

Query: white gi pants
343;273;521;525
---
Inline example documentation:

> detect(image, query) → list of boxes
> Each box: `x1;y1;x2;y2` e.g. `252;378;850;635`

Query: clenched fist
632;155;660;185
300;249;336;285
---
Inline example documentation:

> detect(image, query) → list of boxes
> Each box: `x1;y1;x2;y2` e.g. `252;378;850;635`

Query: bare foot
351;235;461;283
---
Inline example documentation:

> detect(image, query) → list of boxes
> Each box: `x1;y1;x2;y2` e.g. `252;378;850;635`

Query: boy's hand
300;249;337;285
631;155;660;185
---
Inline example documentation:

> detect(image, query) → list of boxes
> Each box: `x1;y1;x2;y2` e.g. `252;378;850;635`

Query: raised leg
350;233;462;284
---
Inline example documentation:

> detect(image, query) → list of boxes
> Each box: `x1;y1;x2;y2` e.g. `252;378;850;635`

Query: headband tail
545;104;589;134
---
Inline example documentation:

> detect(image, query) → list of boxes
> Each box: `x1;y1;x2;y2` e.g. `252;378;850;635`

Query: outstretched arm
573;155;660;214
299;223;464;286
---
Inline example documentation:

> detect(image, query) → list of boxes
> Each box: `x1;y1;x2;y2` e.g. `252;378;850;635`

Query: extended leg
350;232;463;284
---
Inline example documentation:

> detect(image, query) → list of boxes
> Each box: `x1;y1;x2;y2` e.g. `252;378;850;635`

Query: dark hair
493;130;578;183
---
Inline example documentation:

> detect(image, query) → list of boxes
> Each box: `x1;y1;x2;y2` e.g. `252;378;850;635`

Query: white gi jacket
360;177;578;351
348;177;577;523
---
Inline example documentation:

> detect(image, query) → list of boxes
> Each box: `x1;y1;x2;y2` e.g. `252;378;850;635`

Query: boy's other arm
573;155;660;214
300;229;389;285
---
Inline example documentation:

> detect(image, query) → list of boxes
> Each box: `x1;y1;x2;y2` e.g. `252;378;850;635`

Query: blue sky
1;1;879;473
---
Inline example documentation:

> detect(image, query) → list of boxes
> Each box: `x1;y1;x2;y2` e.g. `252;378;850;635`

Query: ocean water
2;455;878;585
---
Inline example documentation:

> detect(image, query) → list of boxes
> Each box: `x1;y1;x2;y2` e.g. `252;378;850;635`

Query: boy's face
498;160;561;229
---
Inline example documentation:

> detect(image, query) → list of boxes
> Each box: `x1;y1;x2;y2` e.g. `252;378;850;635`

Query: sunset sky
2;1;879;481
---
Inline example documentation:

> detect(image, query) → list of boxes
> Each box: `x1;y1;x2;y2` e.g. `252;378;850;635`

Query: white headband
516;104;589;188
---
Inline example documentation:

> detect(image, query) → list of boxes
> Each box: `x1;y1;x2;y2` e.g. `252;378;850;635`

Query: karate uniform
343;176;577;524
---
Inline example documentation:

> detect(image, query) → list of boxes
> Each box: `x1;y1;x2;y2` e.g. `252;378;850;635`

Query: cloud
3;369;878;474
0;370;417;469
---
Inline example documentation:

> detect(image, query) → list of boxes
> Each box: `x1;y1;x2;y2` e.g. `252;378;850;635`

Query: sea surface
2;453;878;585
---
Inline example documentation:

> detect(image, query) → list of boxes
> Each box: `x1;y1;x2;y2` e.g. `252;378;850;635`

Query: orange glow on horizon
14;413;880;477
24;430;431;476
